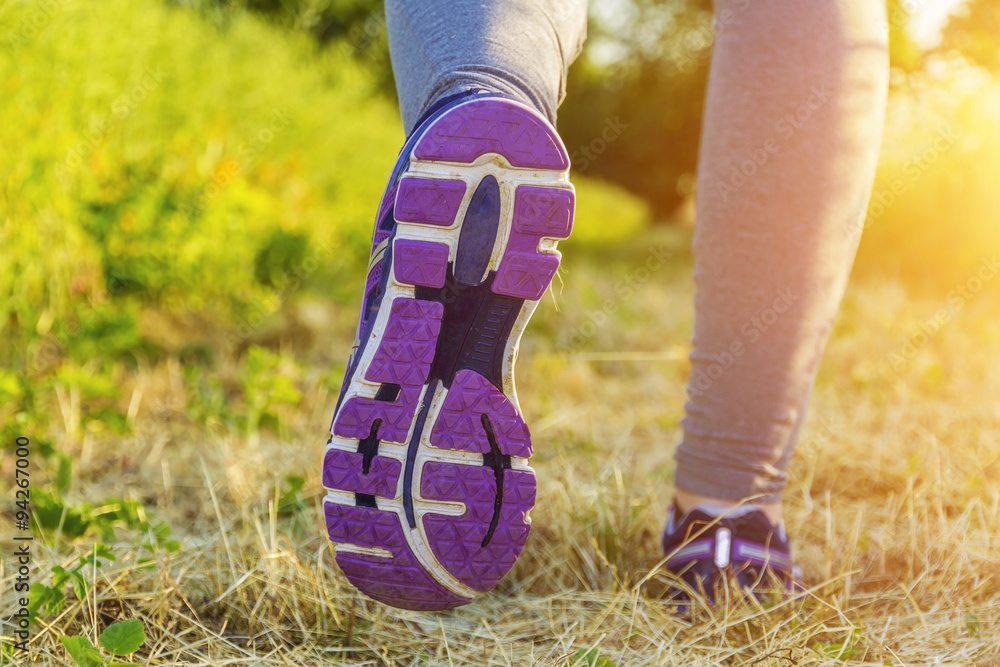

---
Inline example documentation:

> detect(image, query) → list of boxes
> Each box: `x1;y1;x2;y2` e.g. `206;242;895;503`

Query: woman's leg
674;0;889;515
385;0;587;134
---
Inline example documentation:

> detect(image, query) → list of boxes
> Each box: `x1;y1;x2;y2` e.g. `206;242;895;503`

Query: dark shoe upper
661;503;800;606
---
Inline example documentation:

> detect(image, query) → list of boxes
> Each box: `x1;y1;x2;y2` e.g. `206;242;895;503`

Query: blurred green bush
0;0;652;452
0;0;400;447
0;0;399;354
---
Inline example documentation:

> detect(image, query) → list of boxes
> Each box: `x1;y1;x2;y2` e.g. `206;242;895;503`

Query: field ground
5;228;1000;665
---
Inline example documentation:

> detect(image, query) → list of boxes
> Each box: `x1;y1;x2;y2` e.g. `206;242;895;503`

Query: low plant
61;620;146;667
28;543;117;620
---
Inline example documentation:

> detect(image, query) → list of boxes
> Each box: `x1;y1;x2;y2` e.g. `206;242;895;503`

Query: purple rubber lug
393;240;450;288
492;185;574;300
322;449;401;498
421;463;536;592
513;186;575;237
395;177;466;226
493;252;560;300
326;502;471;610
430;369;532;458
413;99;569;170
334;298;442;444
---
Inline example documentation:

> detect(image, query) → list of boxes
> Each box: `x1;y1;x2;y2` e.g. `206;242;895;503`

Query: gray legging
385;0;888;504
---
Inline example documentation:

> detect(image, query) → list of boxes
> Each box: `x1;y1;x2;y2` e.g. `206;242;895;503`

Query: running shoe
661;503;801;609
322;93;574;610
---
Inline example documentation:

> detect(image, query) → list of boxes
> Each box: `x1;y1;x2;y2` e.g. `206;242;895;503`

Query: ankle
673;488;784;526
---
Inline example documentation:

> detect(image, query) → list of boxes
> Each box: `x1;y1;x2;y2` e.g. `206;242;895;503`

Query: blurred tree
176;0;928;221
559;0;713;218
939;0;1000;71
174;0;395;96
560;0;926;220
237;0;381;44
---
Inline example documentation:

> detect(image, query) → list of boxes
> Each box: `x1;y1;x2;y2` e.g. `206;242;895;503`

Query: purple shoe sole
323;98;574;610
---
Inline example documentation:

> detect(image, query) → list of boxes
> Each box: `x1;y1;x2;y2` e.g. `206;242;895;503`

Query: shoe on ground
661;502;801;609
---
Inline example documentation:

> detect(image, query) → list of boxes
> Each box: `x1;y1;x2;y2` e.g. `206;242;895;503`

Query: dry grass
4;230;1000;666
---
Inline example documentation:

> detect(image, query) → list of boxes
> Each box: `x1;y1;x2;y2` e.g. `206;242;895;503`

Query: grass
2;0;1000;664
5;228;1000;665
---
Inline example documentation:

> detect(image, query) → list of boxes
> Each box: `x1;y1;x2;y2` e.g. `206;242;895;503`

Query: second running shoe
322;93;574;610
661;503;802;611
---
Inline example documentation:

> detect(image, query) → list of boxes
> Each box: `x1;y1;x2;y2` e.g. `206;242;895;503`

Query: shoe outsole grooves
323;98;574;610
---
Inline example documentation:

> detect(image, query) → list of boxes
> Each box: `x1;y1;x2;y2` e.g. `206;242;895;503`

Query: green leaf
277;475;308;516
1;639;17;666
93;519;117;543
70;570;88;602
966;612;981;636
61;635;104;667
26;583;55;619
56;454;74;496
31;487;91;537
46;587;68;616
51;565;74;589
99;620;145;656
30;579;68;617
253;229;309;288
93;543;118;563
814;642;859;661
567;649;616;667
0;370;24;402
